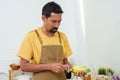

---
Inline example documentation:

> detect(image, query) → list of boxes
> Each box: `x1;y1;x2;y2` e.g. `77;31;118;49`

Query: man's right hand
50;63;66;73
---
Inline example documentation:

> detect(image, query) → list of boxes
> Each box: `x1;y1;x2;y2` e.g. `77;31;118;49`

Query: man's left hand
74;70;86;77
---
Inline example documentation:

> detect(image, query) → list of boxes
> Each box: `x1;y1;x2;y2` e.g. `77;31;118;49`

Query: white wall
1;0;120;76
0;0;87;74
84;0;120;74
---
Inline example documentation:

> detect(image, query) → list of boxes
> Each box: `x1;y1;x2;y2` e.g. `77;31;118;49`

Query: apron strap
35;29;62;45
35;29;43;45
57;31;62;44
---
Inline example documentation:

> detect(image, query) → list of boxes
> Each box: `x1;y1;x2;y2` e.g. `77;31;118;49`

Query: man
17;1;85;80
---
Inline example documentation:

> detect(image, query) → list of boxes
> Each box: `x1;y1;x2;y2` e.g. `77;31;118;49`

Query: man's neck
41;27;55;37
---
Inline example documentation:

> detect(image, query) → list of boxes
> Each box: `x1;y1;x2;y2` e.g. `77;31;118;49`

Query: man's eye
52;20;57;23
58;21;61;23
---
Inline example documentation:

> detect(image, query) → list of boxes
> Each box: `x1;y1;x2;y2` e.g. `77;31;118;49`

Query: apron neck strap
34;29;62;45
57;31;61;44
35;29;43;45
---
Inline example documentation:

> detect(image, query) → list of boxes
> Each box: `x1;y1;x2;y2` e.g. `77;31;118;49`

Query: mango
72;66;90;73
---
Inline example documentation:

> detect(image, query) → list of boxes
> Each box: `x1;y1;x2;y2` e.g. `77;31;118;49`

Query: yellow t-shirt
17;27;72;64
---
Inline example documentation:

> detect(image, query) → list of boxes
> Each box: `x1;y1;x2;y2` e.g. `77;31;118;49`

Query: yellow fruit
72;66;90;73
72;66;81;72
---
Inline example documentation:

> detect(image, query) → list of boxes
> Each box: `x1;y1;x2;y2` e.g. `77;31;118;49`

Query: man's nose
55;22;60;27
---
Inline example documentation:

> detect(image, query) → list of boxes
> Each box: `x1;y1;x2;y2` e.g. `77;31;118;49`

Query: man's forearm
20;62;52;72
20;58;51;72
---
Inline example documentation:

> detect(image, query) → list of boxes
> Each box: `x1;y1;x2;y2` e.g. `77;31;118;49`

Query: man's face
42;12;62;33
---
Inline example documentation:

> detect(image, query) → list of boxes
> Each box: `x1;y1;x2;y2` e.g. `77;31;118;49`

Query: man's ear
42;15;47;22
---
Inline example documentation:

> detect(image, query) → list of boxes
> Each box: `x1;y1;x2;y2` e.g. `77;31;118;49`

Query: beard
49;27;58;33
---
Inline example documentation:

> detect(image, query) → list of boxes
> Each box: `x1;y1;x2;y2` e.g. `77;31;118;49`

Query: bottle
89;64;97;80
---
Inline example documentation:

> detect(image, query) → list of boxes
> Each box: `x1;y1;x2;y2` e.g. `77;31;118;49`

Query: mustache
49;27;58;33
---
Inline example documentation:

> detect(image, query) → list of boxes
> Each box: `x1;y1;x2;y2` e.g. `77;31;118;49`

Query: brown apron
34;30;66;80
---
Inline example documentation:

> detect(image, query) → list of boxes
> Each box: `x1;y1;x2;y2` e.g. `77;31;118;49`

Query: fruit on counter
112;75;120;80
72;66;90;73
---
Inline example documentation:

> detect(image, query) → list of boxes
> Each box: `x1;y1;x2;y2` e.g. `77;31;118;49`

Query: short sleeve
17;32;33;61
60;32;72;58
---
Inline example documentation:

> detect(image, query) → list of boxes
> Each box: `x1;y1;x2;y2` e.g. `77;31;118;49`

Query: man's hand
50;63;65;73
50;63;71;73
63;64;71;72
74;70;86;77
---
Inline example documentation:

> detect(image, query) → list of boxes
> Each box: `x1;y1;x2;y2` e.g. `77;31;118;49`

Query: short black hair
42;1;63;18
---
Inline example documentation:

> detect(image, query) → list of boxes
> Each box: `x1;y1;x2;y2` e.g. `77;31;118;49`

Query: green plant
98;67;115;75
107;68;114;75
98;67;106;75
